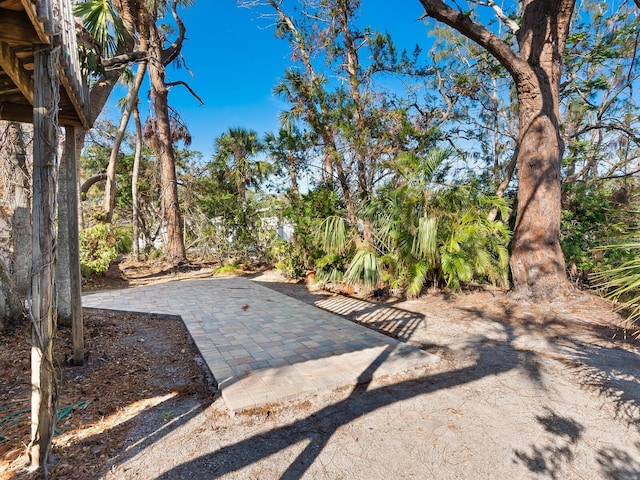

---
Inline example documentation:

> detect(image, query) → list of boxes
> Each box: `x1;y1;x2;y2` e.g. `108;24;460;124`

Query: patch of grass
212;264;244;276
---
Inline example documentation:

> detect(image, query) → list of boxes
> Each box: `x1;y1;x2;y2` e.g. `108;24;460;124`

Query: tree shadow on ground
154;320;530;479
459;304;640;429
81;288;640;479
459;304;640;479
513;409;584;480
513;409;640;480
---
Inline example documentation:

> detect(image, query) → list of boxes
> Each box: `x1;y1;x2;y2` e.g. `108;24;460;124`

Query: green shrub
114;226;133;254
80;224;118;276
561;181;637;283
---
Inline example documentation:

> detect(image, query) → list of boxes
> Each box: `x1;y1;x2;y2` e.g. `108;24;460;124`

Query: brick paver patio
83;277;439;412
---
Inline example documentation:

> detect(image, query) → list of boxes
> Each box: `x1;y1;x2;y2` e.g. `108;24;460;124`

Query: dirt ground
1;259;640;479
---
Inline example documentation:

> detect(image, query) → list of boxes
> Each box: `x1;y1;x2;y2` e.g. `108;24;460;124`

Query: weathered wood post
29;44;58;475
56;125;84;364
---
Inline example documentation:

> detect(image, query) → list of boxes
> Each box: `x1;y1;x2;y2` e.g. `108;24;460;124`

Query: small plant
79;224;118;276
161;411;173;423
592;241;640;336
212;263;244;276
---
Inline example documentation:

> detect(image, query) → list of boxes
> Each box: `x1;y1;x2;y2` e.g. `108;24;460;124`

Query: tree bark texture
29;47;58;475
509;1;574;299
4;121;31;296
149;22;186;263
132;105;143;260
0;260;23;330
419;0;575;300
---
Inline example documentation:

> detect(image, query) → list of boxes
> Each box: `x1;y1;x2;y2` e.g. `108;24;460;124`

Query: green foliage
212;263;244;276
315;253;348;285
79;224;118;276
75;0;127;76
560;181;637;282
271;187;344;280
271;239;307;279
344;250;381;290
304;149;512;296
592;241;640;335
113;226;133;254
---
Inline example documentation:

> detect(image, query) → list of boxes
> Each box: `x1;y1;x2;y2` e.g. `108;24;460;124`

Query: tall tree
418;0;577;300
213;127;269;221
103;60;148;222
146;0;191;263
264;124;309;200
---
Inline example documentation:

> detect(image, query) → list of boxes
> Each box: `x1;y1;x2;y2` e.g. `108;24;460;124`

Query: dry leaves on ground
0;310;212;480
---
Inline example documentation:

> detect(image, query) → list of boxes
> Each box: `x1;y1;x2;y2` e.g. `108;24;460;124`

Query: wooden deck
0;0;88;127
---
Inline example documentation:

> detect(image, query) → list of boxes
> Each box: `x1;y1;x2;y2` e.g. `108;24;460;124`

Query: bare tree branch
162;0;187;66
418;0;529;82
166;81;205;105
80;173;107;200
475;0;519;34
101;50;148;67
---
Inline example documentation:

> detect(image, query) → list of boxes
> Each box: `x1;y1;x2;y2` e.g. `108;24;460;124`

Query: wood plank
58;65;88;128
0;8;40;44
0;41;33;104
0;0;24;11
19;0;50;43
0;101;85;126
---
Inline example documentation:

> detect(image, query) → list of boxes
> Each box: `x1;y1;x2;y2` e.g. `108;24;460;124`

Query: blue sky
102;1;430;158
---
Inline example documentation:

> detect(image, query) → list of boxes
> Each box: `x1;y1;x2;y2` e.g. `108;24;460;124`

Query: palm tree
316;148;511;296
264;123;309;200
212;128;272;237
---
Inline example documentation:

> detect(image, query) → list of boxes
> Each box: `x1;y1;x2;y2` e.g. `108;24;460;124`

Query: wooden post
29;45;58;475
56;126;84;364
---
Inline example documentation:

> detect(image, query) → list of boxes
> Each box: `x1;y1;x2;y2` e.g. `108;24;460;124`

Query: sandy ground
95;269;640;480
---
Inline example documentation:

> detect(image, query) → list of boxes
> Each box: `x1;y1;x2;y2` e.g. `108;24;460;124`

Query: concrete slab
83;277;439;413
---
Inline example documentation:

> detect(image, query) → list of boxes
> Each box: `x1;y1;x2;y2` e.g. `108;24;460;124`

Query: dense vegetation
71;1;639;307
2;0;639;310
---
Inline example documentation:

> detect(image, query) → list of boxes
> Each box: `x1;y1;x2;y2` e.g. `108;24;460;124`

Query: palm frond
412;216;438;261
407;261;431;297
75;0;125;57
319;216;350;254
344;250;381;291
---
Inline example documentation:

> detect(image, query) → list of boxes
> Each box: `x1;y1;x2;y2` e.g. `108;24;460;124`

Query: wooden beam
0;101;86;127
0;8;41;44
19;0;50;43
0;101;31;122
0;41;33;105
59;66;89;128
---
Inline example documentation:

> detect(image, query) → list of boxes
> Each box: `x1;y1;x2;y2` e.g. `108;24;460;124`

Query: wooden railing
28;0;89;125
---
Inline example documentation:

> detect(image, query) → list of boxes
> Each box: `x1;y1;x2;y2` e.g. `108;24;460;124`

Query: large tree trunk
419;0;575;300
131;105;143;260
4;122;31;296
510;89;568;298
0;261;23;330
509;1;574;299
148;23;187;263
